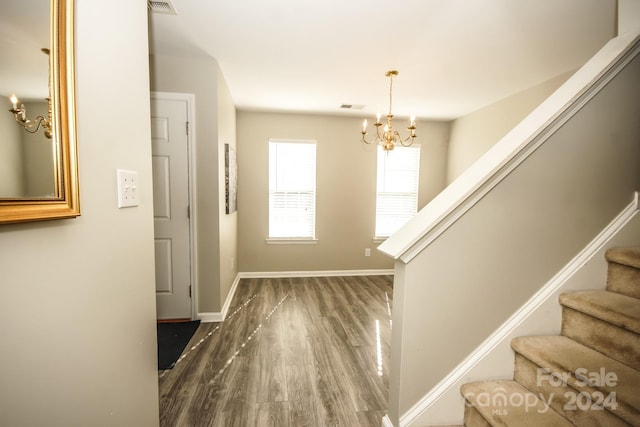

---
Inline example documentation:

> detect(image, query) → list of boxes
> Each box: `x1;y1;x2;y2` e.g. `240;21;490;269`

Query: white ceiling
0;1;616;118
148;0;617;121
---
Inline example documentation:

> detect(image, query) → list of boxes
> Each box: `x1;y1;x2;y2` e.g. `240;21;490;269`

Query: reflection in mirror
1;99;56;198
0;0;80;223
0;4;55;199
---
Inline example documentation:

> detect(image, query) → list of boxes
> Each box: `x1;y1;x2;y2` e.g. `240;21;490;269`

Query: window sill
266;238;319;245
373;237;388;244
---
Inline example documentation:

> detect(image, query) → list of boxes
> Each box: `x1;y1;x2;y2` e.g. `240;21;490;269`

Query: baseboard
381;415;395;427
220;273;241;320
196;312;222;323
196;273;241;323
399;192;639;426
238;269;394;278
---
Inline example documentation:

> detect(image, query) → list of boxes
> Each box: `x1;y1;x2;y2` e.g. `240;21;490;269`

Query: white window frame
374;144;421;240
267;139;318;244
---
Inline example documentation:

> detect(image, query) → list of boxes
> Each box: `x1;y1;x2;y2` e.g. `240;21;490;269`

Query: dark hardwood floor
158;275;393;427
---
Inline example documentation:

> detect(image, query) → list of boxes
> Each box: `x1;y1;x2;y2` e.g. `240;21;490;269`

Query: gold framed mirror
0;0;79;224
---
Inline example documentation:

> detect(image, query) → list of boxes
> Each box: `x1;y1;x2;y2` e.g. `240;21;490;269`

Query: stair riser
463;404;492;427
607;262;640;299
562;307;640;371
513;353;635;426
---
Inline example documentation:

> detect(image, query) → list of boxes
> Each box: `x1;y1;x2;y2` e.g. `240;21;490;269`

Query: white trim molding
220;273;241;320
265;238;319;245
197;312;222;323
381;415;395;427
239;269;394;279
197;273;241;323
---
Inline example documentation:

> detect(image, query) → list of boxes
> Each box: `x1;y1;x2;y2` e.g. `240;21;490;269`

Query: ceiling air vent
340;104;365;110
148;0;178;15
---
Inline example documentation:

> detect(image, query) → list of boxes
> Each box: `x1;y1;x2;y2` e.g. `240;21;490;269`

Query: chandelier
361;70;416;151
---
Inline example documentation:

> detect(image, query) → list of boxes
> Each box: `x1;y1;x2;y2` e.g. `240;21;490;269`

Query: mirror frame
0;0;79;224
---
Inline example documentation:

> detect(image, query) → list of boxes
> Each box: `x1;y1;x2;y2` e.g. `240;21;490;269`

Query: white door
151;94;192;319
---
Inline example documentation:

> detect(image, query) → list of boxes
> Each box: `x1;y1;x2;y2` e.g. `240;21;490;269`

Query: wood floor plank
158;322;223;426
307;317;367;414
216;356;257;427
281;294;314;366
352;344;390;407
158;275;393;427
356;409;388;427
255;401;290;427
310;315;386;412
255;313;287;403
286;363;321;426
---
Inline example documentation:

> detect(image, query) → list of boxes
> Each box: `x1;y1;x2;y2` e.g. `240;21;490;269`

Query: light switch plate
117;169;139;208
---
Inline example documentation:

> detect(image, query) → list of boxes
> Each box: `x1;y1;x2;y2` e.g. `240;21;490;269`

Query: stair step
605;247;640;299
560;290;640;370
461;380;574;426
606;247;640;269
512;335;640;426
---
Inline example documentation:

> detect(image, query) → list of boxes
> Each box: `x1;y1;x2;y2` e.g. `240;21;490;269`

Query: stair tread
560;290;640;334
461;380;574;426
512;335;640;415
606;246;640;269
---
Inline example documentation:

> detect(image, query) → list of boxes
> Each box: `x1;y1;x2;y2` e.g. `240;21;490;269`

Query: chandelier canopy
361;70;416;151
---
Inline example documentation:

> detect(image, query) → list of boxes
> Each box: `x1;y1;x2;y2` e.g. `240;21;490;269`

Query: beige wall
0;0;159;425
619;0;640;34
237;111;449;272
149;54;238;314
446;71;572;183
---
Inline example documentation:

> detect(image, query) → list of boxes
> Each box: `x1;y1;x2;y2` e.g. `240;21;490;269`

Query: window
375;145;421;238
268;140;317;241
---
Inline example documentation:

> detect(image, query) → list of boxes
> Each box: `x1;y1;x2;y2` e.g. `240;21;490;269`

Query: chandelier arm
21;116;48;134
361;132;378;145
9;98;53;139
375;124;384;140
392;130;416;146
399;136;416;147
18;114;50;133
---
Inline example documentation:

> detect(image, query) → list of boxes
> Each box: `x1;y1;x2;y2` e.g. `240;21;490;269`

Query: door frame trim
151;91;198;320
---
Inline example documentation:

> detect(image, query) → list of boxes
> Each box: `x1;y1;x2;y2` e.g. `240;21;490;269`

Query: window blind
268;140;317;239
375;145;421;238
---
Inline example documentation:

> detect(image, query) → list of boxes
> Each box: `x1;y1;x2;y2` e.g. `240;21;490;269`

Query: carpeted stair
449;246;640;426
